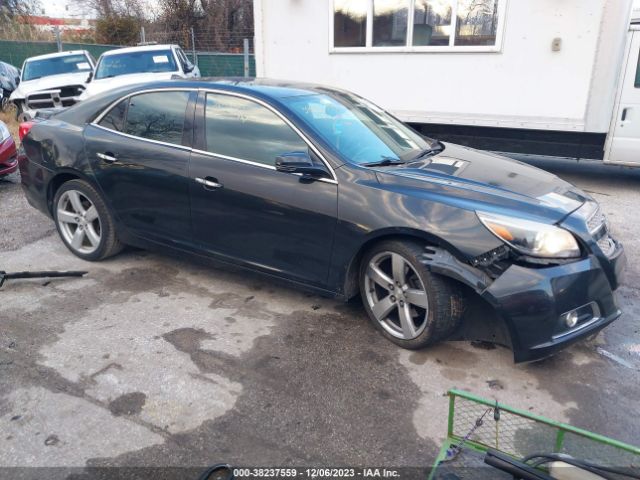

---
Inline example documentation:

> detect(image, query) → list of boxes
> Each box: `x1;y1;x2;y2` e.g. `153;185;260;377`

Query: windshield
281;90;432;164
95;50;178;79
22;54;92;81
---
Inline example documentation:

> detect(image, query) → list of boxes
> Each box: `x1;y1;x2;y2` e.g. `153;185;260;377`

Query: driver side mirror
184;63;195;73
86;71;93;83
275;151;330;179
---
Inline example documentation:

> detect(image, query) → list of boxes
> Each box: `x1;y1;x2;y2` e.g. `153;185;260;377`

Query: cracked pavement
1;157;639;477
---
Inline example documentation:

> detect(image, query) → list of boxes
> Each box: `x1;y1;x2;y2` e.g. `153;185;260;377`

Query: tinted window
98;99;128;132
123;91;190;145
334;0;367;47
413;0;452;46
205;93;308;166
373;0;409;47
455;0;499;46
95;50;178;79
22;54;92;81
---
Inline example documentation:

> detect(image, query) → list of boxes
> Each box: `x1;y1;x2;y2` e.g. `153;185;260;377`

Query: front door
85;89;196;246
189;91;338;288
607;30;640;165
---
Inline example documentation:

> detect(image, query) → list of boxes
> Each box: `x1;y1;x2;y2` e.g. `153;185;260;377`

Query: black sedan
17;79;626;362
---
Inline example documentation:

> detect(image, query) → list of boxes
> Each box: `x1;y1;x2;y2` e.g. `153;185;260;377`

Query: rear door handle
195;176;223;189
97;152;117;163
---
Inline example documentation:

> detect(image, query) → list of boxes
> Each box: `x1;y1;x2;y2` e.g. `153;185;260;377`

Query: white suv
81;44;200;100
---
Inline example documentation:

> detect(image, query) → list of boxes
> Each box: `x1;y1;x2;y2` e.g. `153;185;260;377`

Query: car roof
25;50;89;62
134;77;348;99
100;44;178;57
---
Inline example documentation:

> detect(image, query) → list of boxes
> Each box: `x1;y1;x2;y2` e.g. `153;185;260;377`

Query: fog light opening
565;310;579;328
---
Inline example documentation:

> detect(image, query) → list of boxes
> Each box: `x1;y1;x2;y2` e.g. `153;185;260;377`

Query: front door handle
97;152;117;163
195;176;223;189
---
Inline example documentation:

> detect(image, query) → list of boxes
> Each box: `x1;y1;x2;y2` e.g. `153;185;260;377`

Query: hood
10;71;91;100
82;71;179;99
374;142;590;223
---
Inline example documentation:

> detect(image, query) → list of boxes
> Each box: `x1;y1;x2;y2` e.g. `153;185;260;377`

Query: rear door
607;30;640;165
85;89;197;247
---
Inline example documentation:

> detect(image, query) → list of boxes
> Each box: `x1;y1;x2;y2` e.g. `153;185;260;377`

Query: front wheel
53;179;123;261
359;240;465;349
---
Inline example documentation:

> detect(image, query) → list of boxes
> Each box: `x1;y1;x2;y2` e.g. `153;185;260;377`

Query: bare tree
0;0;39;17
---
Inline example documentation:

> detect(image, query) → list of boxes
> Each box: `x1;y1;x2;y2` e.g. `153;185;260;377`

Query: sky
40;0;640;19
39;0;160;18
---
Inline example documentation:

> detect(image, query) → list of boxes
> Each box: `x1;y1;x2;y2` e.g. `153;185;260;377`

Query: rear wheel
359;240;465;349
53;179;123;261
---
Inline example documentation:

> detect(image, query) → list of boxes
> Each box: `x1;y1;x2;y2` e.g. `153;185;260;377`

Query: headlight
477;212;580;258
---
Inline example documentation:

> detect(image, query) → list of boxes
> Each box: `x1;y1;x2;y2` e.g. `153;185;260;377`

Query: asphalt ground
1;156;639;479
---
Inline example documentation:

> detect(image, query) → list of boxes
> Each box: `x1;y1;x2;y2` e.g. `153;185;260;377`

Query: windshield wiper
360;157;406;167
412;142;445;161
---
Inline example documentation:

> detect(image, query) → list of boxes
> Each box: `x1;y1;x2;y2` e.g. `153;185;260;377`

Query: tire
359;240;465;349
53;179;123;261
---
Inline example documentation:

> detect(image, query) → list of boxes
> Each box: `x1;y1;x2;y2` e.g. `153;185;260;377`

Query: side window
124;91;190;145
98;99;127;132
204;93;308;166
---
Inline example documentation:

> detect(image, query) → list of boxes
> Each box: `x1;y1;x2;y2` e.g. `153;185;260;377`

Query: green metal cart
429;389;640;479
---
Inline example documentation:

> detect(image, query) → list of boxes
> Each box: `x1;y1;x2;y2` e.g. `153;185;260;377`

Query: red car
0;120;17;176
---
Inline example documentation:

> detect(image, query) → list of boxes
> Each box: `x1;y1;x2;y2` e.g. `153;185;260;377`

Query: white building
254;0;640;165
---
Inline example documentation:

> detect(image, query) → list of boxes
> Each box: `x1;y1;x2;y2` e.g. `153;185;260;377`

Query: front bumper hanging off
422;241;626;363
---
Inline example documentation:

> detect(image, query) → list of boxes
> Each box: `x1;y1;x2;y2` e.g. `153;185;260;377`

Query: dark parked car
0;61;20;111
0;120;17;176
17;79;626;362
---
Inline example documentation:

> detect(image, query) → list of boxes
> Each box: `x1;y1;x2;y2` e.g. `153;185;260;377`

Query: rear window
130;91;189;145
22;54;92;81
95;50;178;79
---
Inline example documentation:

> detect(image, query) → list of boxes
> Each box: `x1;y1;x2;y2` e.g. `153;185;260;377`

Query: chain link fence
0;21;255;77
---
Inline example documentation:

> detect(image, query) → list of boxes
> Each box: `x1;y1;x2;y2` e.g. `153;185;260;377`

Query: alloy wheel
364;251;430;340
57;190;102;255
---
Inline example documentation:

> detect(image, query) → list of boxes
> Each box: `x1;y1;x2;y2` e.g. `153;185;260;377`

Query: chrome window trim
191;147;337;185
200;88;338;183
90;86;339;185
91;123;193;152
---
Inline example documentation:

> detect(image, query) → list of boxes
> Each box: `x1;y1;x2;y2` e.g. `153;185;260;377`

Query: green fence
0;40;255;77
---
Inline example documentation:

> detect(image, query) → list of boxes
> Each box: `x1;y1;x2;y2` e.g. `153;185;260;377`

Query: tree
153;0;252;51
0;0;39;17
95;15;141;45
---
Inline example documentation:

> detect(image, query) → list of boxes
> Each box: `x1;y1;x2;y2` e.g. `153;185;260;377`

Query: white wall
254;0;631;133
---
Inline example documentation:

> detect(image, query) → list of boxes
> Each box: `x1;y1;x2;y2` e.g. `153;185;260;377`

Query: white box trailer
253;0;640;165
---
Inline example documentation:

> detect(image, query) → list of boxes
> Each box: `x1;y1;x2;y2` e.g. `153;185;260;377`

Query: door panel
189;153;337;287
608;30;640;165
85;124;193;246
189;91;338;288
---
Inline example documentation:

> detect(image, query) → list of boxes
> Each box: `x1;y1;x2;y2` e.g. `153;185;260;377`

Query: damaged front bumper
422;239;626;363
483;243;625;362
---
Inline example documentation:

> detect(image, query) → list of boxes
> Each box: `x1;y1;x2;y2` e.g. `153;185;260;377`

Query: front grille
597;234;616;257
587;206;606;234
26;84;85;110
586;206;617;257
